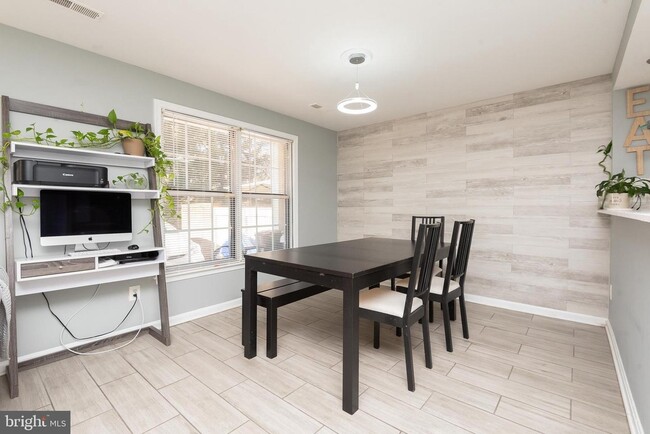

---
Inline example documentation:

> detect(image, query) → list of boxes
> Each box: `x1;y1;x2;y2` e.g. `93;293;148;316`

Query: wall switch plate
609;284;613;300
129;285;141;301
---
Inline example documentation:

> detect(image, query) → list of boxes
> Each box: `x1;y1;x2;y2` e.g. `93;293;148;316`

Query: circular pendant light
337;52;377;115
337;85;378;114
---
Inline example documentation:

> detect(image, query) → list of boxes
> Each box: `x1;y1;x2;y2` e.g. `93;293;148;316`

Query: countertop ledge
598;209;650;223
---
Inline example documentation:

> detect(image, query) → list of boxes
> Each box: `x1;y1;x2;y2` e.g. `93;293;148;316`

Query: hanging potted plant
595;141;650;209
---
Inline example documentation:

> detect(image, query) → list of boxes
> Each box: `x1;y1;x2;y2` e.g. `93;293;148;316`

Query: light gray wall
609;218;649;431
0;24;338;357
610;87;650;432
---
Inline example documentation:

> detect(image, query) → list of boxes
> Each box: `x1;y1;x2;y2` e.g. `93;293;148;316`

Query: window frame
154;99;299;278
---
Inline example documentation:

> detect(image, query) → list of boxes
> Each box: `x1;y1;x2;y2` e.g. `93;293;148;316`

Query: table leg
243;263;257;358
342;287;359;414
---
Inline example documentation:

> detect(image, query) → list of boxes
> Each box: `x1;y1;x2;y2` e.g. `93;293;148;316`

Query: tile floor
0;290;630;433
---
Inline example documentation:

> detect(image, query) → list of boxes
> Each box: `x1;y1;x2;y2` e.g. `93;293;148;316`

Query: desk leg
243;263;257;358
342;287;359;414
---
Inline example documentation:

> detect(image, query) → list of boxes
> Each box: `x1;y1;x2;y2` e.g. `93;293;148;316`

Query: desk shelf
12;183;160;200
15;248;166;297
11;141;155;169
1;97;172;400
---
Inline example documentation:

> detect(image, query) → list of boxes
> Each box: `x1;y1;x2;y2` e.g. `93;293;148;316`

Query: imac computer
40;189;133;247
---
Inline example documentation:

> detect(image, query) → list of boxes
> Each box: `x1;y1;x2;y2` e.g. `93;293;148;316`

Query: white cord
59;289;145;356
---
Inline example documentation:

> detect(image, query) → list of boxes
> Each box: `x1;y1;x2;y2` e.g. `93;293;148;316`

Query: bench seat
242;279;330;358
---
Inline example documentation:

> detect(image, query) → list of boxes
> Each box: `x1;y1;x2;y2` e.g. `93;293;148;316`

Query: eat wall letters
624;85;650;175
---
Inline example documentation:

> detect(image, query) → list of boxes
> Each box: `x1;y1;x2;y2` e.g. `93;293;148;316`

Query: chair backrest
403;223;441;318
442;219;476;294
411;216;445;245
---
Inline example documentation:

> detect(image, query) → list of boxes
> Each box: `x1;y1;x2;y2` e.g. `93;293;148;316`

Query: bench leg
266;303;278;359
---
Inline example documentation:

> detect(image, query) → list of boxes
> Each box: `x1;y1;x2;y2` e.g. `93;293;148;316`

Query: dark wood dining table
242;237;450;414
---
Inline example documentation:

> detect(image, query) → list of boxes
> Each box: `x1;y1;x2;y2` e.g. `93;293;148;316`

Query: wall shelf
598;209;650;223
15;248;165;297
12;183;160;199
11;141;155;169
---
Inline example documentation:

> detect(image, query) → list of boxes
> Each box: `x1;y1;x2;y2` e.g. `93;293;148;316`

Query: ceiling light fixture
337;52;377;115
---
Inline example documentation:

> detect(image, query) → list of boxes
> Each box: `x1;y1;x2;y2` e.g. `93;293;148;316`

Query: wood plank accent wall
337;75;612;317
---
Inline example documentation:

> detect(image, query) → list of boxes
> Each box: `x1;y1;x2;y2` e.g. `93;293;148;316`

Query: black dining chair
393;215;445;337
428;219;475;352
359;223;441;391
391;215;445;291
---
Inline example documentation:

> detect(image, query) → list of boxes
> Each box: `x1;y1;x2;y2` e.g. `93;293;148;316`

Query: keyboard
68;248;122;257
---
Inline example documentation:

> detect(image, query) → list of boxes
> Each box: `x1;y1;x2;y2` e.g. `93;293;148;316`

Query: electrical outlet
129;285;141;301
609;284;613;300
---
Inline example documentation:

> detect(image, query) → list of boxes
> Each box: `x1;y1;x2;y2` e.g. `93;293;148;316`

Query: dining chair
429;219;475;352
392;215;445;290
359;223;441;391
392;215;445;337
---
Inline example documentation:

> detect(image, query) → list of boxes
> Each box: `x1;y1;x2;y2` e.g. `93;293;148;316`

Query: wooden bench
242;278;330;358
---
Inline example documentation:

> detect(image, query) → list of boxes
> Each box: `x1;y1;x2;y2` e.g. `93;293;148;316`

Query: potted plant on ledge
2;109;177;228
596;141;650;210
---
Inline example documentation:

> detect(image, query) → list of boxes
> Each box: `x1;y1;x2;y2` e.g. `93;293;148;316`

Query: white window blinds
160;109;292;271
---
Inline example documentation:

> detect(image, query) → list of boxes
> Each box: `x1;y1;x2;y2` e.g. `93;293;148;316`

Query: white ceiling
0;0;634;131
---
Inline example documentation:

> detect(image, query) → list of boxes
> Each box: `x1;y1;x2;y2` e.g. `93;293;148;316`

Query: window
158;104;294;271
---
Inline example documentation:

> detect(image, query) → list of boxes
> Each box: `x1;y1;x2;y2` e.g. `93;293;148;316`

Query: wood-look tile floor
0;291;630;433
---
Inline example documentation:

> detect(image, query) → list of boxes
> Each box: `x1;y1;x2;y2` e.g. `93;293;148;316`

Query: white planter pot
603;193;631;209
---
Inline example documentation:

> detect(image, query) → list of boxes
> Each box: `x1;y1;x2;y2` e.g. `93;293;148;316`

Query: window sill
166;263;244;283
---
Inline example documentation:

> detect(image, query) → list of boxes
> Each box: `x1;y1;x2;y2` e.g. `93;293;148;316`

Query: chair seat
394;265;442;288
359;287;423;317
430;276;460;295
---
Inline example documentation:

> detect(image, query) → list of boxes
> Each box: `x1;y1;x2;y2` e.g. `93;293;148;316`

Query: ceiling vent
49;0;104;20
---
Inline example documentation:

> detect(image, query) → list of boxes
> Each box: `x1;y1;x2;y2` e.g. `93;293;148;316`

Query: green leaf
108;109;117;125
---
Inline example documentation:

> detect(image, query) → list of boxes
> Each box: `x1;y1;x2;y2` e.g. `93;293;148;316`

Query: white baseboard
605;320;644;434
167;298;241;326
0;297;243;376
465;294;607;326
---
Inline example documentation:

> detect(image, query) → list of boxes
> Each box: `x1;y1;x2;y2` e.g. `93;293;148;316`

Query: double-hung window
158;104;294;271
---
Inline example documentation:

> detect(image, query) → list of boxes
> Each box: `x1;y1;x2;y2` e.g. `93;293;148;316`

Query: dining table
242;236;450;414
